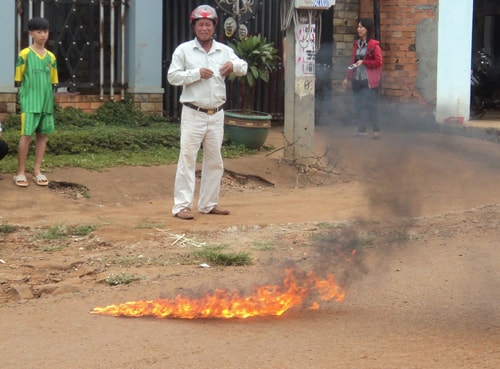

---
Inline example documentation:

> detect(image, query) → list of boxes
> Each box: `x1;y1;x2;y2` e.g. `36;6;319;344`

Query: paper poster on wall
295;23;316;77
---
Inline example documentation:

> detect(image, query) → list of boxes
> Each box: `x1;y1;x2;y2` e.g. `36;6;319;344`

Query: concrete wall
435;0;474;122
126;0;164;95
415;18;438;104
329;0;439;125
353;0;475;123
0;2;18;118
0;1;164;120
0;2;16;94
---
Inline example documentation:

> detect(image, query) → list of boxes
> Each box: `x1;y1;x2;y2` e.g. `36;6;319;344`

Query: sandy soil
0;125;499;369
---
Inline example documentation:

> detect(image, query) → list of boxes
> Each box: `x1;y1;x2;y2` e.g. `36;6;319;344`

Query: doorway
471;0;500;121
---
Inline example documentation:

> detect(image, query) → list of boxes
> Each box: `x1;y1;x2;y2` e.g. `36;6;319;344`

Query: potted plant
224;34;280;149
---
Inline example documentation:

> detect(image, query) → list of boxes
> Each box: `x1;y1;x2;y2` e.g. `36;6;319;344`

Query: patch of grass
310;231;337;243
104;254;171;267
37;243;66;252
315;222;342;230
0;223;19;234
191;245;252;266
310;227;376;247
386;230;417;243
37;226;68;240
32;224;97;251
0;140;258;172
134;222;165;229
105;273;144;286
108;256;143;267
35;224;97;240
250;240;275;250
69;225;97;236
346;234;375;248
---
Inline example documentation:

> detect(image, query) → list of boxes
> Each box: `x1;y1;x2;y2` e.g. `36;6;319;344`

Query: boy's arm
49;51;59;84
14;49;29;84
14;59;25;84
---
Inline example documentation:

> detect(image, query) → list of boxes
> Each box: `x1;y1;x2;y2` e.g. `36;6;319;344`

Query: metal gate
16;0;129;100
162;0;285;122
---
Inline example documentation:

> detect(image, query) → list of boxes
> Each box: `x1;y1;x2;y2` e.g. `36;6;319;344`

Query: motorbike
470;49;500;119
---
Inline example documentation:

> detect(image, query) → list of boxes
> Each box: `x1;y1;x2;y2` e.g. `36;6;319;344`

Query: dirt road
1;125;499;369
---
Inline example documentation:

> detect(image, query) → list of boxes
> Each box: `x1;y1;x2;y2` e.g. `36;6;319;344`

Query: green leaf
228;34;280;111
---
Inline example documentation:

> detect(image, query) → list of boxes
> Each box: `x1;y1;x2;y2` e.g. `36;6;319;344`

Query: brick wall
56;93;164;115
332;0;439;103
0;92;164;121
359;0;438;105
0;93;17;121
328;0;438;124
332;0;360;84
332;0;439;124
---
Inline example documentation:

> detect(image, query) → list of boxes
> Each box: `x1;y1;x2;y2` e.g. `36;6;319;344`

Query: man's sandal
175;208;194;220
33;173;49;186
14;174;28;187
208;206;230;215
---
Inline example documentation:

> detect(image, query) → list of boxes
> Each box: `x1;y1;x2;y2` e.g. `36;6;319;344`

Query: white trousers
172;106;224;215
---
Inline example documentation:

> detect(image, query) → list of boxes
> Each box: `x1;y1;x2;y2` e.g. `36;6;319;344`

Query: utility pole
283;19;316;163
282;1;335;163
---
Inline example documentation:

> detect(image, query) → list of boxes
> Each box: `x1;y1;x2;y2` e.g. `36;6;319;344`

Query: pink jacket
346;38;383;89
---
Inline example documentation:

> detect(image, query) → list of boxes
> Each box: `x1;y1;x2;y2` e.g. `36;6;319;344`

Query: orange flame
91;268;345;319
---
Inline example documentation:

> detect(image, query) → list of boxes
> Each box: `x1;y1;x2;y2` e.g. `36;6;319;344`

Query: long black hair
359;18;374;41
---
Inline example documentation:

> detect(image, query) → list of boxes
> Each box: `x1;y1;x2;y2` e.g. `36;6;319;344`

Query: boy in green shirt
14;17;58;187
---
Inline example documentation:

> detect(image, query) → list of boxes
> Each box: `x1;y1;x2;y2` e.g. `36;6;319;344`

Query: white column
283;19;316;163
435;0;474;122
125;0;164;94
0;1;17;93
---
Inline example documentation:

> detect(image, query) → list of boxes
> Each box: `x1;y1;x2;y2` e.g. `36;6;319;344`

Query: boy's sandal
14;174;29;187
33;173;49;186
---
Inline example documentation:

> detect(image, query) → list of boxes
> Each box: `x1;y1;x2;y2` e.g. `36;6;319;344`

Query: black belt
183;102;223;115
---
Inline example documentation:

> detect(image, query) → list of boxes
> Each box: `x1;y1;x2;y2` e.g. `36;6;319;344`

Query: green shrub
94;96;151;127
55;106;100;128
46;125;180;155
0;98;259;171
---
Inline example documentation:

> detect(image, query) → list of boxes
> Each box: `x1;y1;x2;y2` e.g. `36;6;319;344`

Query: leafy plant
94;97;148;127
228;34;280;112
55;106;100;128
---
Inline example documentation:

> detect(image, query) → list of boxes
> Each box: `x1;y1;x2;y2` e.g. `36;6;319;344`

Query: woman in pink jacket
342;18;383;139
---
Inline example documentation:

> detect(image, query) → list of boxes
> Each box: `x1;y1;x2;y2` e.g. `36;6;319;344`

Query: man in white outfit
167;4;247;220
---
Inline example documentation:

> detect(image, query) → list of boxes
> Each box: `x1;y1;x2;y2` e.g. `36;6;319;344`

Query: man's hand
200;68;214;79
219;62;233;77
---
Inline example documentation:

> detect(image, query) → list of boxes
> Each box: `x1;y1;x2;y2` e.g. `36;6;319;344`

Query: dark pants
0;140;8;160
351;79;380;133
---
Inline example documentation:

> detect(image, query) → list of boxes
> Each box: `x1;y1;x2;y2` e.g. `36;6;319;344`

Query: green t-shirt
15;47;59;114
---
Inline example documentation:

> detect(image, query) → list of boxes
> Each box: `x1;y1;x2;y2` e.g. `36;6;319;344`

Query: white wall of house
0;1;163;95
436;0;474;122
0;1;17;93
126;0;164;94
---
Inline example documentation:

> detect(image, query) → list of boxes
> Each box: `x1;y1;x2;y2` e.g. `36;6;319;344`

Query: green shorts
21;112;55;136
